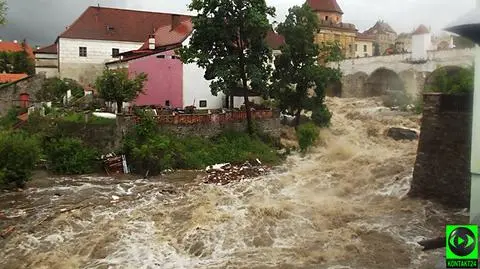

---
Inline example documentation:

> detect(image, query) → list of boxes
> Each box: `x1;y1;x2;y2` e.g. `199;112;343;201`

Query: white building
412;24;433;61
33;44;59;78
35;6;190;85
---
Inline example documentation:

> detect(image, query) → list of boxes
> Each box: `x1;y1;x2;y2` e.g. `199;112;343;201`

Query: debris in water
386;127;419;141
1;226;15;238
203;161;271;185
112;195;120;200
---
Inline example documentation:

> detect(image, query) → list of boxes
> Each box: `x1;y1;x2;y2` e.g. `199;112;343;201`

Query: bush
123;113;281;175
311;105;332;127
45;137;99;175
296;123;319;152
0;131;41;188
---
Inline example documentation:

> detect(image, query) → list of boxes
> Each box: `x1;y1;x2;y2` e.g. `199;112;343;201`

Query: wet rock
386;127;418;141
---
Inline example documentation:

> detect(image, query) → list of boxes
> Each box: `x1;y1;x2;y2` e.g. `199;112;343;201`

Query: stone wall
118;111;281;140
409;93;473;208
0;74;46;116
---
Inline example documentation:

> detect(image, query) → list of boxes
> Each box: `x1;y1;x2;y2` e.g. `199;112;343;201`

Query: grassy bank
0;110;284;188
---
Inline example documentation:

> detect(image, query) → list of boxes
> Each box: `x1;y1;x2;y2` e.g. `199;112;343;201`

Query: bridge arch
326;80;343;97
364;68;405;97
424;65;472;93
341;71;368;98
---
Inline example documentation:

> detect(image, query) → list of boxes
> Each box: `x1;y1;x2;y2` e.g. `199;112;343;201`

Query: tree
12;42;35;75
271;4;342;127
426;67;474;94
95;68;147;113
0;42;35;75
178;0;275;135
36;77;85;104
0;0;7;25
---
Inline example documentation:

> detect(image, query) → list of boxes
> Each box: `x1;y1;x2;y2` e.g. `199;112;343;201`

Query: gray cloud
0;0;476;47
0;0;127;46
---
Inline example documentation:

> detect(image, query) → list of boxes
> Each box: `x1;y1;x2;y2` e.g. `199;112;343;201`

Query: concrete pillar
471;0;480;225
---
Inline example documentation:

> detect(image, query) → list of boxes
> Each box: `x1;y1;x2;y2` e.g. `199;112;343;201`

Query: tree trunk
242;79;254;135
116;101;123;114
294;109;302;128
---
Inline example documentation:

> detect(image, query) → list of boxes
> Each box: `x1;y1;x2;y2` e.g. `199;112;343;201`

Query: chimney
148;34;155;50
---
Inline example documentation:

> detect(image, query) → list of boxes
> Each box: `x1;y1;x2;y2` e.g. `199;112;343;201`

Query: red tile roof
0;41;34;59
34;43;58;54
265;30;285;50
413;24;430;35
59;6;192;42
307;0;343;14
0;73;28;84
138;15;193;50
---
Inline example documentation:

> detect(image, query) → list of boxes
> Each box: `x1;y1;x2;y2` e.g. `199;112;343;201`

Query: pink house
105;14;193;108
128;49;183;107
105;10;285;111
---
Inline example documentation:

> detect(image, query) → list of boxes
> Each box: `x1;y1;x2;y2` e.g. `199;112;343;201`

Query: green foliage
0;42;34;75
311;105;332;127
271;4;340;127
44;137;99;175
425;67;474;94
0;0;6;25
296;123;319;152
36;77;85;104
123;113;280;176
178;0;275;134
0;106;21;128
95;69;147;113
453;36;475;49
0;131;41;188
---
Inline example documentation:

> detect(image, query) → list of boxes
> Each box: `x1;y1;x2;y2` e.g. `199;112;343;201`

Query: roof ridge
86;6;194;17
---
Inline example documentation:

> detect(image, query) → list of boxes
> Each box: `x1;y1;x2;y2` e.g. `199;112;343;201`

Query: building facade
33;43;59;78
355;33;375;58
364;20;398;55
411;24;433;61
35;6;192;85
307;0;357;59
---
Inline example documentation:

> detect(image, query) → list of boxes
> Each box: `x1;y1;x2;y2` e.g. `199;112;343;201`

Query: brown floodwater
0;97;468;269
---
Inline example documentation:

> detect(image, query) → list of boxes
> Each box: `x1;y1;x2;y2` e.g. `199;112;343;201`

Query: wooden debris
1;226;15;238
203;162;271;185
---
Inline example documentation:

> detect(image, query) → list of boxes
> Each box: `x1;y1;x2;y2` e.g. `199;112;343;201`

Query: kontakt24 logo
446;225;479;268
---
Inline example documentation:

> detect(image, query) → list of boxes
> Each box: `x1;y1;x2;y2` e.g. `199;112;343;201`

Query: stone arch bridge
328;48;474;100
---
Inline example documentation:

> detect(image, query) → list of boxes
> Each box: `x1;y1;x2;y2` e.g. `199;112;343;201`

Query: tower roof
306;0;343;14
364;20;397;35
413;24;430;35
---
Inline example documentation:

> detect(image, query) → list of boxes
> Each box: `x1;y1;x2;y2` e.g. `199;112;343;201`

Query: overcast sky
0;0;476;46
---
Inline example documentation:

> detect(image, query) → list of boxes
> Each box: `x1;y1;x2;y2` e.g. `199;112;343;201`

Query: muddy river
0;97;468;269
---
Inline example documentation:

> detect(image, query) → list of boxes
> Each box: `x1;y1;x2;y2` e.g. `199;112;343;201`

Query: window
364;45;367;52
325;16;329;21
112;48;120;57
165;100;170;107
157;55;165;59
79;47;87;57
364;53;368;57
355;44;358;51
199;100;207;108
